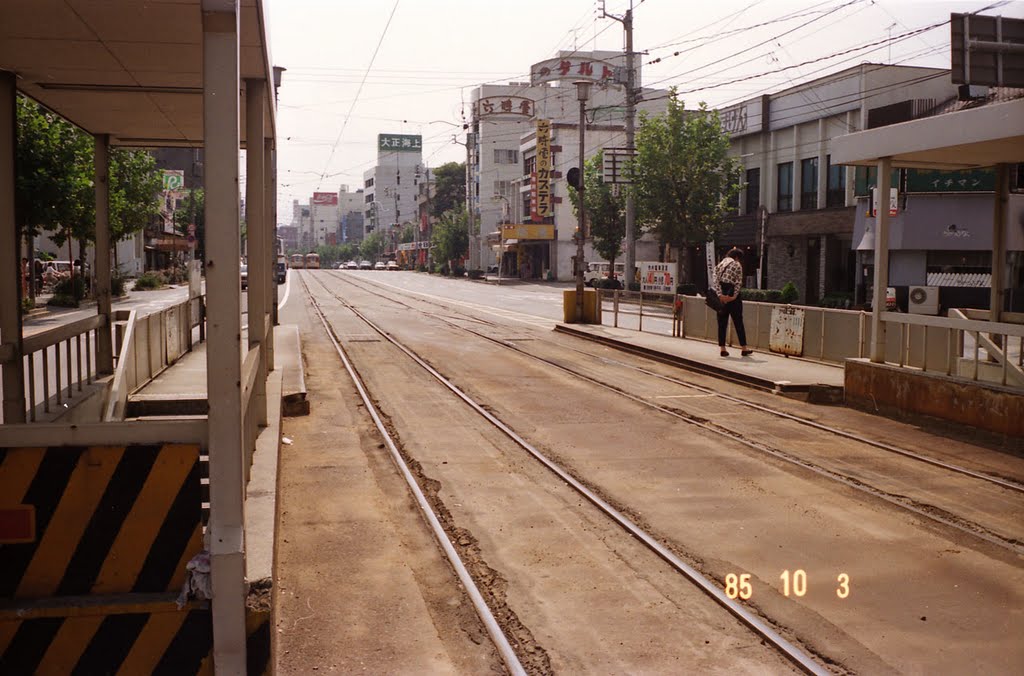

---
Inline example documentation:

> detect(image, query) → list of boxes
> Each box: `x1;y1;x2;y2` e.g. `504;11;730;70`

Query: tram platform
555;322;845;400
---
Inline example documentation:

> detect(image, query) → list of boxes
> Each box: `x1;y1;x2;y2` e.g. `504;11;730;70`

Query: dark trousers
716;284;747;346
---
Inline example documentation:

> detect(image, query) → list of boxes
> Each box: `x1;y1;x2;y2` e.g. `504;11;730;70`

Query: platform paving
555;322;844;397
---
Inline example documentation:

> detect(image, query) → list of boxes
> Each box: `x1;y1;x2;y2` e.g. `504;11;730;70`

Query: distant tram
304;252;321;269
289;253;305;269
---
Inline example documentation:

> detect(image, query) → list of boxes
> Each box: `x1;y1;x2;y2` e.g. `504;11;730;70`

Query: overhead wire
315;0;402;191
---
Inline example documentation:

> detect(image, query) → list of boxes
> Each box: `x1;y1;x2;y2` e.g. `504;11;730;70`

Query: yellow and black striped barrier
0;597;270;674
0;444;272;673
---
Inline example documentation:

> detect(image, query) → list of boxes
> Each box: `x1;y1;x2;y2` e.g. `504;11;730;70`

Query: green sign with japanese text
905;168;995;193
378;134;422;152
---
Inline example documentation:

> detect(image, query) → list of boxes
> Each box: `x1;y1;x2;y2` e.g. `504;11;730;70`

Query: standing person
713;248;753;357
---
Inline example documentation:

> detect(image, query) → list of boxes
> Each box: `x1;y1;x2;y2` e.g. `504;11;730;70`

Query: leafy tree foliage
399;222;417;244
314;242;358;268
430;209;468;271
633;91;741;282
429;162;466;219
111;148;162;266
359;229;388;261
568;151;629;273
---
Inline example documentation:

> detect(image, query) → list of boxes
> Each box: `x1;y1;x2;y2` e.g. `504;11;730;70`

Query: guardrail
600;290;1022;390
18;315;107;422
103;295;205;421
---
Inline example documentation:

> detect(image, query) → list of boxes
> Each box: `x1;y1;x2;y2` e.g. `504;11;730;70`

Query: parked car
373;261;386;270
386;260;399;271
359;260;372;270
344;260;359;270
584;261;624;288
240;264;248;290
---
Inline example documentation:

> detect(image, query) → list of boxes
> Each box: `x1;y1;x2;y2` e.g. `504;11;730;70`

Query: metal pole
870;157;892;363
465;134;476;270
0;70;25;423
202;6;247;673
575;93;587;322
246;78;267;426
757;204;768;289
94;135;114;375
623;4;637;290
990;163;1008;325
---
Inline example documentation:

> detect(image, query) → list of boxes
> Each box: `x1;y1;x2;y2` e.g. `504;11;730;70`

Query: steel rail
335;271;1024;494
326;272;1024;555
299;273;527;676
309;272;830;676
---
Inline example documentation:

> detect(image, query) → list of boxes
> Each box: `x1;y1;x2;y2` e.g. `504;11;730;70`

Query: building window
524;155;536;176
800;158;818;210
365;178;374;188
494;149;519;165
826;155;846;207
777;162;793;212
745;168;760;215
494;179;512;199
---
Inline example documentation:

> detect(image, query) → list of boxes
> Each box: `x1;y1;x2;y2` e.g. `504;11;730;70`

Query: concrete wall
845;358;1024;437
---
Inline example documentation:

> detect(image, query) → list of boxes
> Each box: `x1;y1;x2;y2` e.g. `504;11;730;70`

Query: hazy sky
267;0;1023;221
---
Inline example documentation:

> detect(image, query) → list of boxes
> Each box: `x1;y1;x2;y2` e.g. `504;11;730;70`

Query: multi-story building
469;50;666;279
278;224;299;253
290;200;312;252
363;134;423;249
310;192;339;248
337;184;365;243
719;63;957;303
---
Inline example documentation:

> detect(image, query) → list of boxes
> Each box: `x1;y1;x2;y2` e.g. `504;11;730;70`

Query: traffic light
567;167;581;189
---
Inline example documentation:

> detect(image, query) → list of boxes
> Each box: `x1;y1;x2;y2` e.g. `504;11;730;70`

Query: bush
47;294;79;308
416;264;426;273
53;274;87;300
111;271;127;297
20;297;35;314
627;281;641;292
780;281;799;304
597;278;623;290
467;269;485;280
677;283;699;296
452;266;466;278
134;271;164;290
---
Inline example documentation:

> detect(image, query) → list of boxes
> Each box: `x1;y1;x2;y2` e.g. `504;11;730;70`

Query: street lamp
574;80;592;323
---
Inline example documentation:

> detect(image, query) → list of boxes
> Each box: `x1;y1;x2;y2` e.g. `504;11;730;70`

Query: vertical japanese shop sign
533;119;553;220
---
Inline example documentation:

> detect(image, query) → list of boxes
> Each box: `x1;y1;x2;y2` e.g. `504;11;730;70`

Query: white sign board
769;306;805;357
640;261;675;294
704;241;717;286
871;187;898;217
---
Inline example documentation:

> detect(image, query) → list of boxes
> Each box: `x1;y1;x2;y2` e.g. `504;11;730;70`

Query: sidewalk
555;322;845;399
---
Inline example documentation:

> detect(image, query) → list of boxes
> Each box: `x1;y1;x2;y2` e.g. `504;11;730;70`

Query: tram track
326;271;1024;556
301;272;830;675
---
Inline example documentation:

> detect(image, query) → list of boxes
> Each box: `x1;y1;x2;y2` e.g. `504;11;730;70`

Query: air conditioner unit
908;285;939;315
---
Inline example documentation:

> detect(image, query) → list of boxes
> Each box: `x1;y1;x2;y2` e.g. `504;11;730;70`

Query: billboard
530;57;619;86
312;192;338;206
161;169;184;191
640;261;675;294
378;134;422;152
532;120;553;220
477;96;534;118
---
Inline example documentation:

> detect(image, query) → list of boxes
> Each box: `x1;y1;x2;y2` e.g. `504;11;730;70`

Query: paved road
276;270;1024;674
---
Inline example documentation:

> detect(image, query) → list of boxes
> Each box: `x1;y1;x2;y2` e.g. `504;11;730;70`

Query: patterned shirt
713;257;744;296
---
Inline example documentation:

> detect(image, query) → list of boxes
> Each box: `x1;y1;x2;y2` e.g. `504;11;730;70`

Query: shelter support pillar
991;163;1008;324
265;137;275;368
203;5;247;674
870;157;892;363
0;70;25;423
245;79;268;425
94;135;114;375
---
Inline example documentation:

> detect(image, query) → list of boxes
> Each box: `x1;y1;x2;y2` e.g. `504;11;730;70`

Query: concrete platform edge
554;323;810;394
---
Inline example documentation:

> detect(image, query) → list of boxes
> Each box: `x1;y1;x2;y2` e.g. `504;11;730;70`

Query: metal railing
20;315;106;422
103;295;205;421
600;290;1023;390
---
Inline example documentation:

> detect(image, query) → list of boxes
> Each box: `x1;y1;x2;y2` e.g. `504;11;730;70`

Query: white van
584;261;625;288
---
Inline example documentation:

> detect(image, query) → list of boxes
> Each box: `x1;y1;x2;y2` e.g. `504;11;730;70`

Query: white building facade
363;134;423;247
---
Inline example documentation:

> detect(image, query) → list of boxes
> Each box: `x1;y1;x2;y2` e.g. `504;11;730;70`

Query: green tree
429;161;466;219
110;148;162;270
359;229;388;261
399;222;416;244
430;209;468;272
568;151;630;280
633;91;741;283
15;96;93;298
173;188;205;263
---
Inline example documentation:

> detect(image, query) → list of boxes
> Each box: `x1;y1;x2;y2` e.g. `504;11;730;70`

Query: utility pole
602;0;637;289
465;132;476;270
